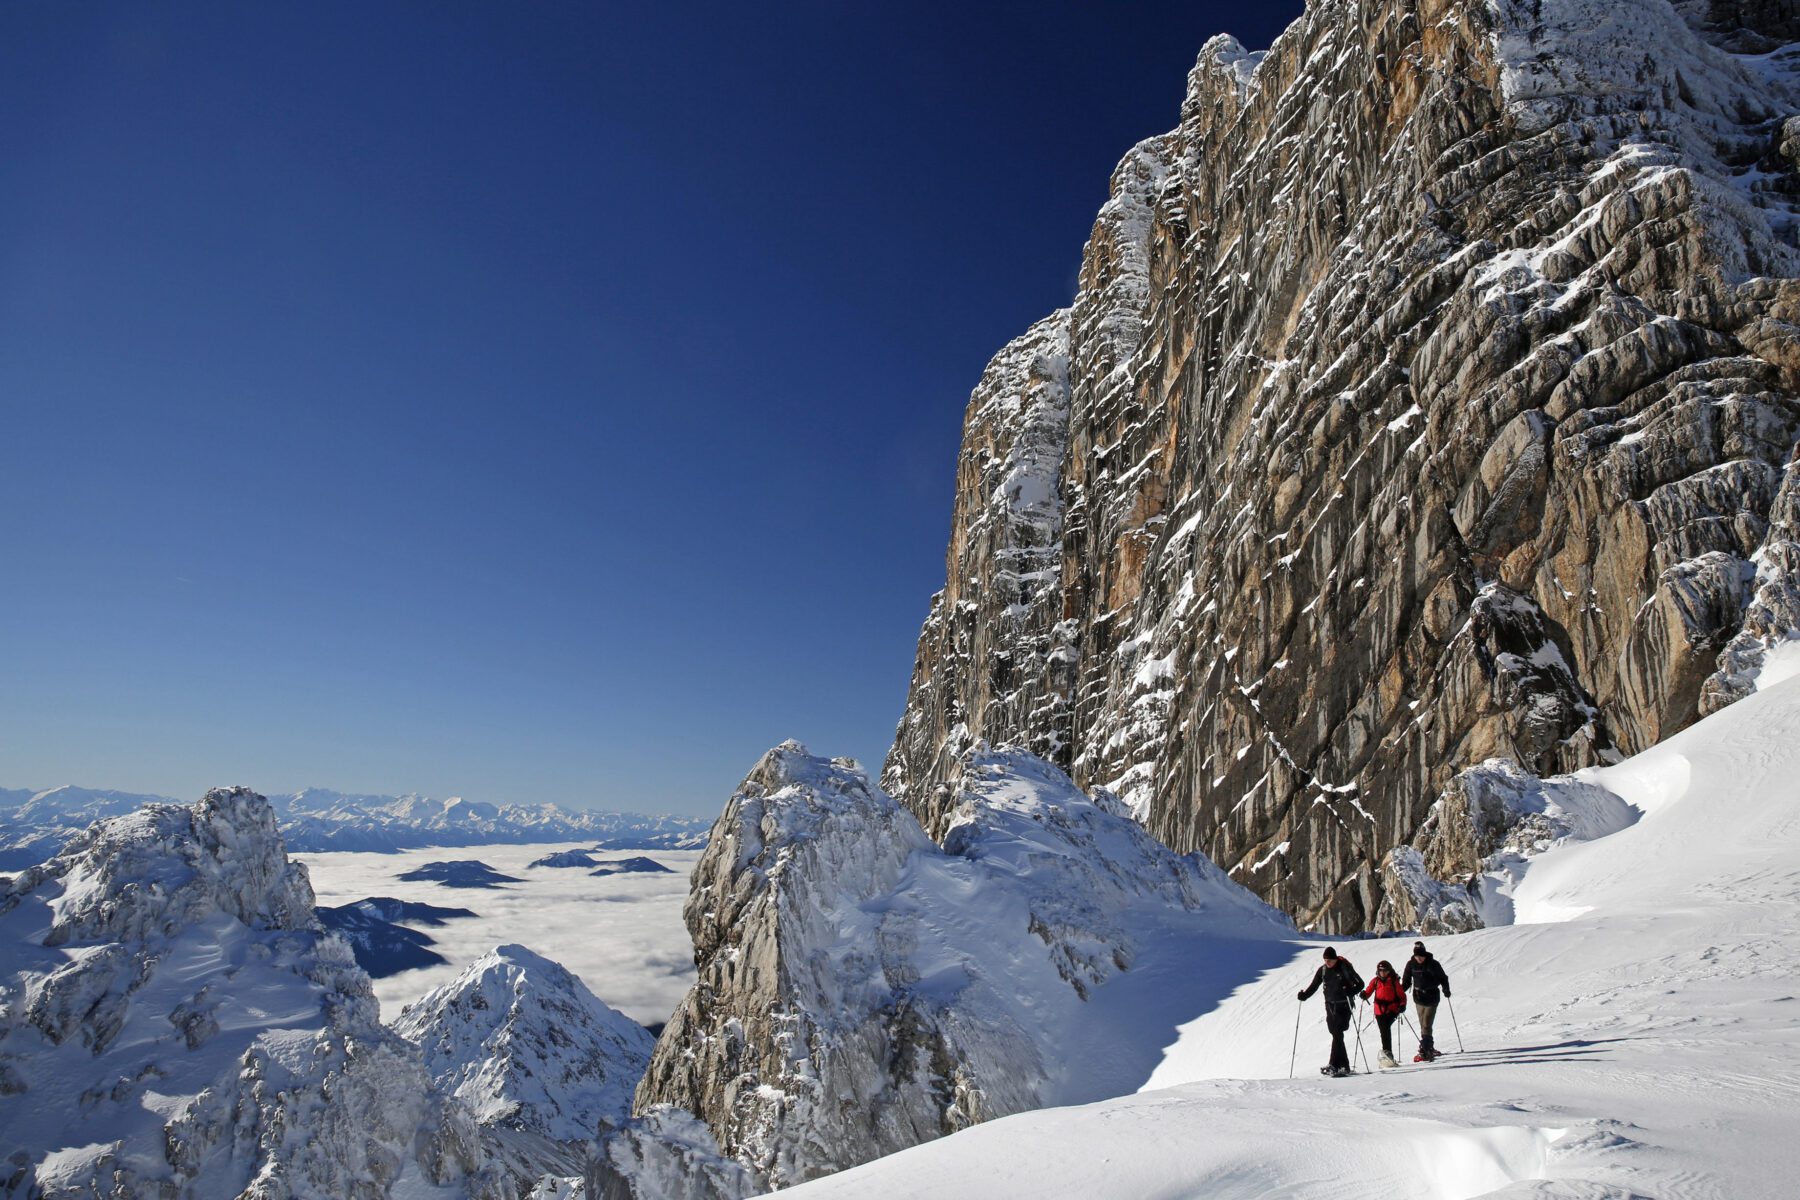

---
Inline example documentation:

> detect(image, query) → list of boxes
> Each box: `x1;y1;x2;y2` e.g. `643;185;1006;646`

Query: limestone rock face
887;0;1800;931
886;312;1076;838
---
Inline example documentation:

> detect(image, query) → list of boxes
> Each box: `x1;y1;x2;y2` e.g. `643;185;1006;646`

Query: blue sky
1;1;1302;815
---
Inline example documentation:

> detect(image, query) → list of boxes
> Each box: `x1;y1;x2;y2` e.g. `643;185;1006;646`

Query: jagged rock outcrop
1373;756;1637;931
585;1107;757;1200
0;788;462;1199
635;741;1287;1189
887;0;1800;931
1701;449;1800;705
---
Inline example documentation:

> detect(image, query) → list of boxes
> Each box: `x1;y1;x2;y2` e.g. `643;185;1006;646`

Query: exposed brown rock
886;0;1800;931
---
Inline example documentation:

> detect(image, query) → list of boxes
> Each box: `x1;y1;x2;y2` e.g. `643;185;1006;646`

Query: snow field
787;676;1800;1199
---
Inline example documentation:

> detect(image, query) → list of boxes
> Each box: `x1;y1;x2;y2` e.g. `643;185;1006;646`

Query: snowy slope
785;676;1800;1199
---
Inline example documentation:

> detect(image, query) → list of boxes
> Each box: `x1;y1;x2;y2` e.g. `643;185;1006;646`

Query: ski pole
1448;995;1465;1053
1289;1000;1302;1079
1351;1002;1370;1073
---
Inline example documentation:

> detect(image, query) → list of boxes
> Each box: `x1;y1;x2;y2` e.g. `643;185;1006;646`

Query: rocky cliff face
886;0;1800;931
634;741;1287;1190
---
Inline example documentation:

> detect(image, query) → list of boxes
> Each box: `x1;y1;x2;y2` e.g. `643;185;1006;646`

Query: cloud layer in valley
298;841;700;1027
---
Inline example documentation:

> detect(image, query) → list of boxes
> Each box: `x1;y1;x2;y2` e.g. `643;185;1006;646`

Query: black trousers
1325;1001;1352;1069
1375;1011;1398;1057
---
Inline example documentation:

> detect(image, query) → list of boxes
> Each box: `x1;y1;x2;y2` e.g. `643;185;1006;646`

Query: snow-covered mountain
0;790;685;1200
393;945;658;1192
588;856;672;876
0;784;710;868
0;787;472;1198
634;741;1291;1190
8;1;1800;1196
399;859;526;888
276;789;711;853
0;786;180;869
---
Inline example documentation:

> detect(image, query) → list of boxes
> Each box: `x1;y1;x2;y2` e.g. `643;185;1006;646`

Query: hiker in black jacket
1297;946;1365;1076
1402;941;1451;1060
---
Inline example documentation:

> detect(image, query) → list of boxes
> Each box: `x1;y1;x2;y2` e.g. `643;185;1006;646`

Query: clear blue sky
1;1;1302;815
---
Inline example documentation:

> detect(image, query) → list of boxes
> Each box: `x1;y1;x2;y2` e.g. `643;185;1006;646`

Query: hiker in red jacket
1361;959;1407;1069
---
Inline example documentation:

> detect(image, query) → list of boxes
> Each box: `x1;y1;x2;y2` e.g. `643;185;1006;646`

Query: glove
1443;988;1451;997
1297;990;1307;1001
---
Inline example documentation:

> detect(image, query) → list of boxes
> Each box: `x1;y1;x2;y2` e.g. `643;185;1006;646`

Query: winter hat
1413;941;1428;956
1322;947;1338;960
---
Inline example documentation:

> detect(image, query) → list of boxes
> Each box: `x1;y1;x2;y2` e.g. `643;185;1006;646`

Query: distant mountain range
0;784;710;869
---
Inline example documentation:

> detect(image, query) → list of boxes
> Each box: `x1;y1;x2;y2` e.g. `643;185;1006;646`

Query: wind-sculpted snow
0;787;463;1199
887;0;1800;933
635;741;1290;1190
1377;756;1639;932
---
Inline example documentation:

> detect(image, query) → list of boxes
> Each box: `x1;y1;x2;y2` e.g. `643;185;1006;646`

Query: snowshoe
1379;1054;1398;1069
1413;1053;1426;1063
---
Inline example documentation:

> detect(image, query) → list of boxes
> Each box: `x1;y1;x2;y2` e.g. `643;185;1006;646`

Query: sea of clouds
297;841;701;1027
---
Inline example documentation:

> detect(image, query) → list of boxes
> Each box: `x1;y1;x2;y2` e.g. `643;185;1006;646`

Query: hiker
1402;940;1451;1061
1361;960;1407;1068
1297;946;1365;1077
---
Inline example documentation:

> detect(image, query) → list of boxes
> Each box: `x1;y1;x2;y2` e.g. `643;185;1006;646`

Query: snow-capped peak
6;785;315;949
395;942;656;1143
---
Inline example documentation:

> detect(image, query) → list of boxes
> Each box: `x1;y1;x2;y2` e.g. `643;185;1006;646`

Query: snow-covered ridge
635;740;1291;1190
0;787;462;1199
